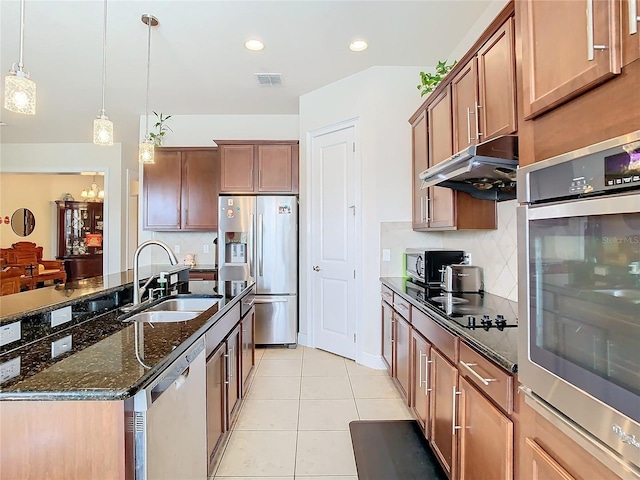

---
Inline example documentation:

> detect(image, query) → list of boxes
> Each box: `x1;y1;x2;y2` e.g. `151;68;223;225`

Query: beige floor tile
355;398;414;420
298;399;359;431
246;376;301;400
303;347;346;360
300;376;353;399
234;399;299;430
254;347;267;362
295;431;357;476
295;477;357;480
302;357;348;377
256;358;302;377
215;477;292;480
261;346;304;359
345;360;389;376
349;375;401;399
215;430;297;477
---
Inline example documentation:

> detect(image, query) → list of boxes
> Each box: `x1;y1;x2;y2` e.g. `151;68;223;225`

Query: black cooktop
405;280;518;331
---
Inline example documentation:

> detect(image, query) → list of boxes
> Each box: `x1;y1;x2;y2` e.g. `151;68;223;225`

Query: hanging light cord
100;0;107;116
17;0;26;71
144;15;152;138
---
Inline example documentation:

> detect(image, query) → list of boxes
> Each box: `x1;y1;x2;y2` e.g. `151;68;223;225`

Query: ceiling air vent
255;73;283;86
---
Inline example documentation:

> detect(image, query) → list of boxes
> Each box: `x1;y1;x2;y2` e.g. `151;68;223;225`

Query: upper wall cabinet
217;141;299;194
143;147;219;231
622;0;640;66
451;17;516;152
520;0;621;119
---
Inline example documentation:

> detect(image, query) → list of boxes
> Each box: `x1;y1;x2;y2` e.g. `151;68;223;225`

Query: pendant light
93;0;113;145
138;14;158;164
4;0;36;115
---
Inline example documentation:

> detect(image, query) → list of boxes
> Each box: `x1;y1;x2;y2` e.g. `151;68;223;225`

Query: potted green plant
417;60;457;97
149;112;173;146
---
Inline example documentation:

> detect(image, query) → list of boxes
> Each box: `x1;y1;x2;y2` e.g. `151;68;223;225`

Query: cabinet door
451;58;479;152
182;150;219;230
257;145;293;192
241;307;255;397
428;86;454;165
524;438;576;480
520;0;620;118
381;300;394;375
458;376;513;480
206;345;227;473
411;329;431;435
394;312;411;402
430;348;458;479
227;324;242;425
411;110;429;229
220;145;255;192
143;150;182;230
477;17;517;140
622;0;640;66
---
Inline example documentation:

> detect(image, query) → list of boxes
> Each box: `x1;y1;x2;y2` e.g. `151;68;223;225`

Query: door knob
313;265;321;271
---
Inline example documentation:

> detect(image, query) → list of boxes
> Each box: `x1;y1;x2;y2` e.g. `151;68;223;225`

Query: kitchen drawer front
381;285;394;305
393;295;411;321
412;306;457;363
458;341;513;414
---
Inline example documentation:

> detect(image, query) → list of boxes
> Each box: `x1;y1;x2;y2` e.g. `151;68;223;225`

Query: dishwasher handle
147;339;205;405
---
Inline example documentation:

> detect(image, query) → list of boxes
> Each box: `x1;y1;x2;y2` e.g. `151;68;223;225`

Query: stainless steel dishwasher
133;337;207;480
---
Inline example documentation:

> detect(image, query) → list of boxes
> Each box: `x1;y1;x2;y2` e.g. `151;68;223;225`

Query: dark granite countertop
0;267;252;401
381;277;519;373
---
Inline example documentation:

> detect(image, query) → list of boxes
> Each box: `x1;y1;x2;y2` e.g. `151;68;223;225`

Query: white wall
299;66;428;365
0;143;124;274
137;114;299;265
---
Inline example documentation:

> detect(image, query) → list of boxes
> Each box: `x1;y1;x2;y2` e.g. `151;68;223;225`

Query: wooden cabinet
381;294;394;374
217;141;299;194
524;438;577;480
55;201;103;281
457;376;513;480
411;329;432;434
393;311;411;401
206;345;227;474
143;147;219;231
520;0;621;119
227;323;242;425
622;0;640;66
451;59;479;152
477;17;517;140
241;305;255;397
430;348;459;479
411;110;430;229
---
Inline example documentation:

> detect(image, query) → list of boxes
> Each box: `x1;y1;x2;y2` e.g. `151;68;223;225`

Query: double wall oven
517;131;640;478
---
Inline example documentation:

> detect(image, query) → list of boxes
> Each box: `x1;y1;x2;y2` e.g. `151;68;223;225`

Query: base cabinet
381;298;394;374
394;312;411;401
241;305;255;397
206;346;227;472
457;376;513;480
411;329;432;433
226;324;242;426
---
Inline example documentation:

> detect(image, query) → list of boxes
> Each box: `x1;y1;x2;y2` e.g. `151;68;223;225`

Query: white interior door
310;124;357;359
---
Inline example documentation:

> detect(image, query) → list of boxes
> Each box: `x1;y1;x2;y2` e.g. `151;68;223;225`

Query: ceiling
0;0;495;156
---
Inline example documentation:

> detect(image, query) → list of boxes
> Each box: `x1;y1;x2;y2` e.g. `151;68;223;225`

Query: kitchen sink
124;311;203;323
146;297;220;312
593;289;640;302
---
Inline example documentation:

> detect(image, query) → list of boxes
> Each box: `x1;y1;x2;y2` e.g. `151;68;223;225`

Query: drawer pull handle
452;386;461;435
460;361;497;386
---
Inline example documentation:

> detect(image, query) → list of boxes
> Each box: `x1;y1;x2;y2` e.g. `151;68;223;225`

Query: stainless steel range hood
418;135;518;201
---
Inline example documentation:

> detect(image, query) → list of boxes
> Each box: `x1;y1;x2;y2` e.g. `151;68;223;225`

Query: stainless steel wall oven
517;131;640;479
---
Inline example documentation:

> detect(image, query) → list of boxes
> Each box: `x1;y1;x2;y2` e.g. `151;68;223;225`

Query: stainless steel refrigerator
218;195;298;346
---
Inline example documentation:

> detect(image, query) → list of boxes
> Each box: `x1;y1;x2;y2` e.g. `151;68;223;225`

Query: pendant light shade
138;14;158;164
4;0;36;115
93;0;113;145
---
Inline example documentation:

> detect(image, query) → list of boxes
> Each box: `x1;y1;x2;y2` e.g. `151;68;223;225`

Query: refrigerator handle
249;213;255;278
259;213;264;277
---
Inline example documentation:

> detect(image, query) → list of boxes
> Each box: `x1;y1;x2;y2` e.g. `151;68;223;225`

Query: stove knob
467;316;476;328
495;314;506;327
481;314;492;331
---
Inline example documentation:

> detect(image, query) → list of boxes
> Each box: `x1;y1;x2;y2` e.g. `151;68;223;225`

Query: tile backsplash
149;231;218;266
381;200;518;301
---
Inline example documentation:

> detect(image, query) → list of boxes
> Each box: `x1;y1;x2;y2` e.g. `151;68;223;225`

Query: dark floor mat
349;420;448;480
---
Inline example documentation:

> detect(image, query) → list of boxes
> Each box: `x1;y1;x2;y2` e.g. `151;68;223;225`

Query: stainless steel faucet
133;240;179;305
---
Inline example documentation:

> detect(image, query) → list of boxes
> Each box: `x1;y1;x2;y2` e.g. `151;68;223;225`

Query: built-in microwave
517;131;640;479
405;249;464;286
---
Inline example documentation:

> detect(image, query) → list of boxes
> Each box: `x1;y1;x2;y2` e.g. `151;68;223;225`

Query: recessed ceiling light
245;39;264;51
349;40;368;52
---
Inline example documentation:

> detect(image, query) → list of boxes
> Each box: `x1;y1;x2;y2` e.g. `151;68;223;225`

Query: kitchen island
0;268;255;480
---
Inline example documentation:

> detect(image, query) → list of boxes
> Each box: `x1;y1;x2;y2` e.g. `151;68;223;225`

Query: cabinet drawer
189;271;217;281
458;341;513;414
411;306;457;363
393;295;411;321
381;285;393;305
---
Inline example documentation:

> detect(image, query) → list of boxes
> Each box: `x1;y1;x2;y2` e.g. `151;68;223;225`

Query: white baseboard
357;351;386;370
297;333;310;347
